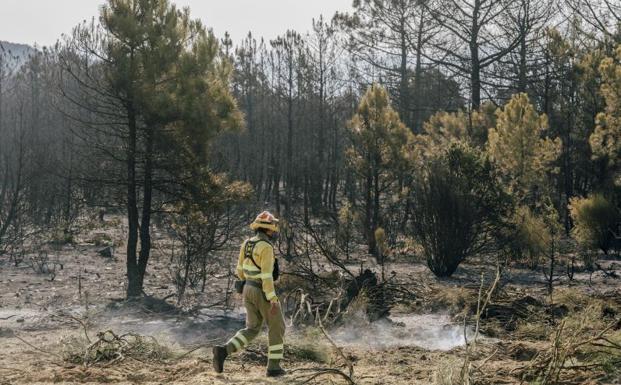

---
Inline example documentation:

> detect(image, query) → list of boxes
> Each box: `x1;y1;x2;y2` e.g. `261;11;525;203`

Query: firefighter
212;211;286;377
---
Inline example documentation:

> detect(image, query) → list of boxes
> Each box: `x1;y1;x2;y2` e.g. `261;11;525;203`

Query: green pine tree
590;45;621;187
346;84;413;256
488;93;562;205
73;0;243;297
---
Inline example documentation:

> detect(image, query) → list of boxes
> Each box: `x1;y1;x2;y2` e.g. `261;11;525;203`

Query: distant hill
0;41;36;69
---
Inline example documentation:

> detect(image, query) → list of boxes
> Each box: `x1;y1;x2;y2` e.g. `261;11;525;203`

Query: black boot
266;368;286;377
212;345;228;373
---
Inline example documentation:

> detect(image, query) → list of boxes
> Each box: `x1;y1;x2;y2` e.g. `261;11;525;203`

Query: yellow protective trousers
225;282;286;370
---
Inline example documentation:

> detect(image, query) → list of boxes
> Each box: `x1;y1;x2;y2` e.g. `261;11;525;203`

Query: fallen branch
13;332;63;359
52;312;91;343
595;262;619;279
290;367;356;385
176;339;218;360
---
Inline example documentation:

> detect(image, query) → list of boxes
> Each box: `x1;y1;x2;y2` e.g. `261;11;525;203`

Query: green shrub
569;194;619;254
511;206;551;269
411;144;509;277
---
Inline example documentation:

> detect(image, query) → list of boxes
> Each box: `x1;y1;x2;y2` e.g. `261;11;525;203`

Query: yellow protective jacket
236;233;278;301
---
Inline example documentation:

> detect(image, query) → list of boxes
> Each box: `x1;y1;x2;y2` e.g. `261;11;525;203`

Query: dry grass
433;356;465;385
288;328;331;363
428;286;477;314
236;332;331;366
514;317;552;340
552;288;592;311
517;303;621;384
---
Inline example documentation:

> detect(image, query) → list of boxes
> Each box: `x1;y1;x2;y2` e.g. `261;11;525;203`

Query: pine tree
488;93;562;204
418;102;496;155
590;45;621;187
63;0;242;297
346;84;412;256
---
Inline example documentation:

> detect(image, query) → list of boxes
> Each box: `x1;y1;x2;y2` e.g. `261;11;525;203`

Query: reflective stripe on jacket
236;233;277;301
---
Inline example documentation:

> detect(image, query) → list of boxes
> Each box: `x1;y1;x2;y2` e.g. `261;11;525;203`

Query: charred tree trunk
412;9;425;133
126;105;141;298
136;127;154;295
364;162;375;255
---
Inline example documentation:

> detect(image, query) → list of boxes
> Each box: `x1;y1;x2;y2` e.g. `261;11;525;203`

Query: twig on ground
290;367;356;385
13;332;63;359
53;312;91;343
474;347;499;372
176;340;218;360
288;300;356;384
520;317;621;384
316;307;354;379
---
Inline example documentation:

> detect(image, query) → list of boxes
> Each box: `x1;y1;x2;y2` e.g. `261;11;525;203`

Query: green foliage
346;84;413;174
411;144;509;277
419;101;496;153
336;202;358;259
346;84;414;254
511;206;551;268
590;45;621;187
488;93;562;203
508;203;562;269
569;193;619;254
100;0;243;163
374;227;387;255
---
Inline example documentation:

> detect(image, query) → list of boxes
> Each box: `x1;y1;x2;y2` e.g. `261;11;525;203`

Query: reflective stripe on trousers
225;284;285;370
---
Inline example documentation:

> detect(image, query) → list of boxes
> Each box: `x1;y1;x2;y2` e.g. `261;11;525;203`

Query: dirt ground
1;217;620;385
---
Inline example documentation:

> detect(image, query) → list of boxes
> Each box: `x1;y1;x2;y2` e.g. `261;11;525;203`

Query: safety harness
244;239;280;281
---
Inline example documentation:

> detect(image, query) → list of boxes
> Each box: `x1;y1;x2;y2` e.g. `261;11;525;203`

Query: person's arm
259;243;278;302
236;241;246;280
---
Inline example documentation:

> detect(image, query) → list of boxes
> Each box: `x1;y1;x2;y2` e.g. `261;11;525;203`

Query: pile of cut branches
61;330;171;367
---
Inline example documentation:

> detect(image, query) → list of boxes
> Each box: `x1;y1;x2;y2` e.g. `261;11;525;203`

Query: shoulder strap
244;239;273;271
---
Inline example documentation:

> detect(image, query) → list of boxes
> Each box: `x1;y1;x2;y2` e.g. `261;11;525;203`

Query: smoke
331;312;474;351
2;305;476;352
105;307;247;347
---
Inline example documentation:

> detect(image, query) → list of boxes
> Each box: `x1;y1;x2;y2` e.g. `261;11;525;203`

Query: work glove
270;299;279;316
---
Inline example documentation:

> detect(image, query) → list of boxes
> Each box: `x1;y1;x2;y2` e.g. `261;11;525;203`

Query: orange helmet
250;211;279;232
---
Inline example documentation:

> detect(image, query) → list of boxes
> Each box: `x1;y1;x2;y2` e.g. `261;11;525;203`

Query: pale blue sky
1;0;353;47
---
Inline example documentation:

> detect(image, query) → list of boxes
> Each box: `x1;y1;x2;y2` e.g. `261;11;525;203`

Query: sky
1;0;353;47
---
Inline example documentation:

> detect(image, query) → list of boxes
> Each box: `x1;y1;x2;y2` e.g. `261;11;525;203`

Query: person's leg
258;298;286;374
213;286;264;373
225;288;263;354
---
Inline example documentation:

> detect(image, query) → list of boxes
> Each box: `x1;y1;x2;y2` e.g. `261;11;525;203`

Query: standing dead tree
425;0;526;108
0;76;29;257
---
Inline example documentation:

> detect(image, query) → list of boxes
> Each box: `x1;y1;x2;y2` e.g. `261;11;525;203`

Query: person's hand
270;300;279;316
